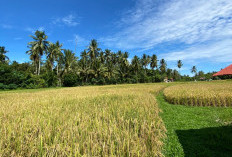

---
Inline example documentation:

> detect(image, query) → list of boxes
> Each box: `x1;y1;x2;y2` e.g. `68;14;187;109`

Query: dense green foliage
0;30;218;89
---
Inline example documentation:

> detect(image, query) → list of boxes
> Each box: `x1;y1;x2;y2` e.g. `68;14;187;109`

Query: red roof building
213;64;232;76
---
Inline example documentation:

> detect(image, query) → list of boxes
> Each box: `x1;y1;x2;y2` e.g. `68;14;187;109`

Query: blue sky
1;0;232;75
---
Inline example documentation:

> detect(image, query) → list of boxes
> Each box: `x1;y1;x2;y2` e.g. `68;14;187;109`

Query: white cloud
160;39;232;63
1;24;13;29
14;37;23;40
74;34;88;45
52;14;79;26
67;34;89;49
38;27;45;31
102;0;232;63
25;26;45;33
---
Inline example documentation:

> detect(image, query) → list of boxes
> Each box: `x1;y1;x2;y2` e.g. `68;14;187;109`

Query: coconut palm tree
177;60;183;72
121;52;129;71
191;66;197;74
177;60;183;80
105;49;111;64
94;58;107;78
80;50;88;69
88;39;100;68
117;51;129;80
167;68;172;78
54;41;63;76
104;49;114;77
160;59;167;73
63;49;77;73
191;66;197;80
26;46;40;74
0;46;9;64
46;42;57;71
150;54;158;81
79;50;92;83
99;51;105;64
141;54;147;69
131;55;140;76
142;54;151;69
150;54;158;70
141;54;151;75
173;69;179;80
27;30;49;75
111;53;118;66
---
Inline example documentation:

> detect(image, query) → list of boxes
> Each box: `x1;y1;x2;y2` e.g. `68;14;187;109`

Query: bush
155;74;162;82
63;73;79;87
0;83;6;90
130;75;139;84
91;78;97;85
124;78;133;84
97;77;106;85
0;83;17;90
7;84;18;90
0;63;27;85
42;72;58;87
22;75;47;89
108;77;117;84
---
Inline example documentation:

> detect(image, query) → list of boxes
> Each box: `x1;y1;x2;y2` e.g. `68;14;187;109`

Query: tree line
0;30;215;89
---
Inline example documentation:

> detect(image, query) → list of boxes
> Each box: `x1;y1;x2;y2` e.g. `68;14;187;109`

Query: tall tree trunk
56;63;59;76
38;58;41;75
85;74;88;83
152;68;155;82
35;62;38;75
145;66;147;76
57;77;61;87
51;62;53;72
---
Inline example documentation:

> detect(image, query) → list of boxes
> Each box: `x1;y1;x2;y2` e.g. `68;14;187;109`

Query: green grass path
156;92;232;157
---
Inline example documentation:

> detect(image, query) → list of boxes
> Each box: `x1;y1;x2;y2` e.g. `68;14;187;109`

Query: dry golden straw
164;82;232;107
0;84;166;156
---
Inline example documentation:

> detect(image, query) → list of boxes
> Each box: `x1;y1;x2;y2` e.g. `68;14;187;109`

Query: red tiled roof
213;64;232;76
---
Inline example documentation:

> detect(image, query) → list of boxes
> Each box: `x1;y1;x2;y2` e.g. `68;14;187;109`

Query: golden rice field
0;84;166;156
164;81;232;107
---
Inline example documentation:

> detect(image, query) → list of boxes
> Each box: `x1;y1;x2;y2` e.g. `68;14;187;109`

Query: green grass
157;92;232;157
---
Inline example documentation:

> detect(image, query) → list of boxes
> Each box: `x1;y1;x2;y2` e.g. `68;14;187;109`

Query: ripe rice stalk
163;82;232;107
0;84;166;156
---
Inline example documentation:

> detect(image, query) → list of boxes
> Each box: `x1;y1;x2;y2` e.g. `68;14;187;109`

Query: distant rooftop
213;64;232;76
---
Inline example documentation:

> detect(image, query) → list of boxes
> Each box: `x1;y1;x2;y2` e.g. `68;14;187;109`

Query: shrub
63;73;79;87
7;84;18;90
108;77;117;84
22;75;47;89
90;78;97;85
97;77;106;85
0;63;27;85
42;72;58;87
0;83;17;90
0;83;6;90
155;74;162;82
131;75;139;83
